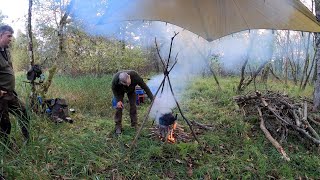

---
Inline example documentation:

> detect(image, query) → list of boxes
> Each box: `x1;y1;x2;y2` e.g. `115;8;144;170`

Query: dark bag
45;98;73;123
27;64;42;81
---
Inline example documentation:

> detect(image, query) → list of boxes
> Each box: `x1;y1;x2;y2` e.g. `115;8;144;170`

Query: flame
167;122;177;143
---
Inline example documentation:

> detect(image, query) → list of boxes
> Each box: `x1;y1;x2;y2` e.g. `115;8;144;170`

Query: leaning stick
167;75;199;143
257;107;290;161
130;78;166;150
154;37;166;70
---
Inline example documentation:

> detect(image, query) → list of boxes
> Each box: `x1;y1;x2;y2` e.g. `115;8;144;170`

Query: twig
292;109;302;127
191;120;215;131
308;117;320;126
154;37;166;70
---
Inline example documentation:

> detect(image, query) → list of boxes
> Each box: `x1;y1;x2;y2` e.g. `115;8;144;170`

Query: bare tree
299;32;312;89
27;0;38;111
312;0;320;111
27;0;35;66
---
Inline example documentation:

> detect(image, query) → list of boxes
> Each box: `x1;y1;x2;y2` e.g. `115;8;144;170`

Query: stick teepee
130;32;199;149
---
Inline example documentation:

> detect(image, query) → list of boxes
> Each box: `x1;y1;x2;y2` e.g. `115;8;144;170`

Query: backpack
44;98;73;123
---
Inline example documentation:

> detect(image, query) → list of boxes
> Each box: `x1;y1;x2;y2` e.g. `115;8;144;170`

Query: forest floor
1;74;319;179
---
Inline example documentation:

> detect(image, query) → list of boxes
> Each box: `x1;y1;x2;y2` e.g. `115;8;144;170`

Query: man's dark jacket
112;70;153;102
0;48;15;91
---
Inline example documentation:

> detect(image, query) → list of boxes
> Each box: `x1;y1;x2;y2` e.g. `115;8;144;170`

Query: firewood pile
148;124;194;143
234;91;320;161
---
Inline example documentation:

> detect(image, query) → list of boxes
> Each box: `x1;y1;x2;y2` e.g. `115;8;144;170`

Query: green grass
1;74;319;179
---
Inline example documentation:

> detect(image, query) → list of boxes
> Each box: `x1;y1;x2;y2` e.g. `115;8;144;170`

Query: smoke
71;1;276;122
213;30;275;73
147;28;275;122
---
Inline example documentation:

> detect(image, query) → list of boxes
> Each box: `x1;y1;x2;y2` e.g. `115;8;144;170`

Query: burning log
234;91;320;159
148;123;193;143
148;114;212;143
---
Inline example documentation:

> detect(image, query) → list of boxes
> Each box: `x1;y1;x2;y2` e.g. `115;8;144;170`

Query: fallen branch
290;125;320;145
258;107;290;161
191;120;215;131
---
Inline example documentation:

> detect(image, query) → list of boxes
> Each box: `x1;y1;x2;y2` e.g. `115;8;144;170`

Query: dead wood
234;91;320;158
237;61;269;93
258;107;290;161
308;116;320;126
237;58;249;93
191;120;215;131
269;66;282;82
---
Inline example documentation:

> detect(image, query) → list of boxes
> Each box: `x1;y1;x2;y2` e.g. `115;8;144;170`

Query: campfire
158;112;178;143
130;33;200;148
147;112;208;143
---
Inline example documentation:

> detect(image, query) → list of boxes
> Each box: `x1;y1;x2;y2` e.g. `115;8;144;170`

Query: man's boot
114;108;123;135
130;110;137;129
130;116;137;129
115;124;122;135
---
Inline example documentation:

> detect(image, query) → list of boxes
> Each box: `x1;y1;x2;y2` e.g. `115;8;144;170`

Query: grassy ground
1;74;319;179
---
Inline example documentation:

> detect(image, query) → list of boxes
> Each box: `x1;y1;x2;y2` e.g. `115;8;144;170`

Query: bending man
112;70;153;135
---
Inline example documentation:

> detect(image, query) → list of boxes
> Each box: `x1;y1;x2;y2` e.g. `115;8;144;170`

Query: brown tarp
99;0;320;41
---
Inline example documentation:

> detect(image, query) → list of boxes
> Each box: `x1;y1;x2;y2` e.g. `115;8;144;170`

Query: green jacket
112;70;153;102
0;48;15;91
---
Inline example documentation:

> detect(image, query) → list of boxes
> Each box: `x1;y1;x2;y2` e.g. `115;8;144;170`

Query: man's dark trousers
114;90;137;129
0;92;30;142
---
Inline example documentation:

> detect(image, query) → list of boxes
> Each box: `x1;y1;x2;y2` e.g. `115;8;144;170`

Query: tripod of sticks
130;32;199;149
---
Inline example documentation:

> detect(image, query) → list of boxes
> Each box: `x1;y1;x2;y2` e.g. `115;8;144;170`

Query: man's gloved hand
0;90;7;97
117;101;124;109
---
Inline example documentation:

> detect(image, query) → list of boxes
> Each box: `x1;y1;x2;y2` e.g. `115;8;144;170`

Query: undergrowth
0;74;319;179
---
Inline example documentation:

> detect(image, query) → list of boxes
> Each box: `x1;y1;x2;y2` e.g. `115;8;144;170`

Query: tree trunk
28;0;37;111
300;32;311;89
261;63;270;83
56;0;74;68
302;49;317;90
27;0;34;66
312;0;320;111
285;31;290;86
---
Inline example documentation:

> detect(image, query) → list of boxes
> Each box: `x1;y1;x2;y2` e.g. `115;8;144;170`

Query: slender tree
28;0;35;66
313;0;320;111
27;0;38;111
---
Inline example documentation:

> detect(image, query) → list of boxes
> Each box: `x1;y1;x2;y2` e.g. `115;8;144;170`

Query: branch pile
234;91;320;161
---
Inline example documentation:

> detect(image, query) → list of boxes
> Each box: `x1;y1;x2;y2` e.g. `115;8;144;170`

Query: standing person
0;25;30;144
112;70;153;135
